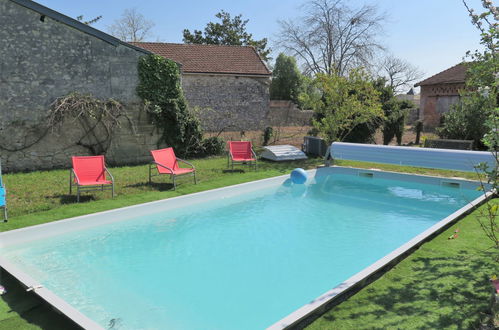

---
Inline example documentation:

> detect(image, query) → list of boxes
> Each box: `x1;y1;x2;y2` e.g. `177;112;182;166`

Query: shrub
415;120;423;144
343;122;380;144
436;92;493;150
262;127;273;146
198;136;226;157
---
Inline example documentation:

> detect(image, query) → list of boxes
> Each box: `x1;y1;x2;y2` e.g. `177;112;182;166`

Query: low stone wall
267;100;313;126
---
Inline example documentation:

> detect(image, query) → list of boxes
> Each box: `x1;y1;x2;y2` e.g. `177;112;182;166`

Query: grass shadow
126;181;174;191
222;169;245;174
311;248;495;329
50;194;96;204
0;271;79;329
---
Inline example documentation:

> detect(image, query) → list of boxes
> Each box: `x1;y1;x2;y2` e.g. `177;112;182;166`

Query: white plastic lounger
328;142;496;172
260;145;308;161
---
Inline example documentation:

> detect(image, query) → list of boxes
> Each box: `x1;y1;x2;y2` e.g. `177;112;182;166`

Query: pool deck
0;166;493;329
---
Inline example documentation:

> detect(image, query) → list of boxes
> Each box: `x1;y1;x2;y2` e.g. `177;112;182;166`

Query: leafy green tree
183;10;271;62
270;53;303;102
297;76;321;110
311;69;384;143
373;78;412;145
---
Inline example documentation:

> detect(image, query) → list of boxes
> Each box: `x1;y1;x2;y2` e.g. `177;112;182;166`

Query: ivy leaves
137;55;203;157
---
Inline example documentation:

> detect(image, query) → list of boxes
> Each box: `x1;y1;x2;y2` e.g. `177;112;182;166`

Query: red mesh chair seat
150;148;196;189
228;141;257;170
70;155;114;202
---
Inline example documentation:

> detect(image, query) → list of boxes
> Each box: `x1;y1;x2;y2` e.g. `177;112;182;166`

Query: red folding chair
149;148;196;190
227;141;257;170
70;156;114;202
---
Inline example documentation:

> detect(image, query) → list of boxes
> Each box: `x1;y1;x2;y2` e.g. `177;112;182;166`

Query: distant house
415;63;467;128
131;42;272;131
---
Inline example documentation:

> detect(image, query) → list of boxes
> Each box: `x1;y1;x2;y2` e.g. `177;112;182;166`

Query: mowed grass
0;155;495;330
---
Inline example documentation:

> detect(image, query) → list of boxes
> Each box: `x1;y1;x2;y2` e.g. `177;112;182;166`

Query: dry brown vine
47;92;128;155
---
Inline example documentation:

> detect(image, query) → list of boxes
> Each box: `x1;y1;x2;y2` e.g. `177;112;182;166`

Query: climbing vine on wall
48;92;128;155
136;54;203;157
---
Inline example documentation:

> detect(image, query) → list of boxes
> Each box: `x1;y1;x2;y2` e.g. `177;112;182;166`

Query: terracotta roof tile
415;63;468;87
130;42;271;76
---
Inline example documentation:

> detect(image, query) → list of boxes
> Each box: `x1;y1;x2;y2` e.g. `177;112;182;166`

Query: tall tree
270;53;303;102
183;10;271;61
378;55;424;93
277;0;386;76
108;8;154;42
311;69;384;143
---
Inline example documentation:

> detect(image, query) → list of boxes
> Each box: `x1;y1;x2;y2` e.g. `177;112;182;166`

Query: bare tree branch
107;8;155;42
277;0;386;75
377;55;424;93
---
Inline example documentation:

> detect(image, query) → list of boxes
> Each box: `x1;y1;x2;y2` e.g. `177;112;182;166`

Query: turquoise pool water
1;172;482;329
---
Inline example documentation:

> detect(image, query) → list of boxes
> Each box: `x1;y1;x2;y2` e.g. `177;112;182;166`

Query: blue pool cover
330;142;496;172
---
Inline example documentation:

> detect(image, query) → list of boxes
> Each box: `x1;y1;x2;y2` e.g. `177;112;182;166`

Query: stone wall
181;74;270;132
0;0;162;172
420;83;464;129
267;100;313;126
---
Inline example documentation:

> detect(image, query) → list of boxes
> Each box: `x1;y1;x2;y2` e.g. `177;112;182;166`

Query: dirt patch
206;125;438;148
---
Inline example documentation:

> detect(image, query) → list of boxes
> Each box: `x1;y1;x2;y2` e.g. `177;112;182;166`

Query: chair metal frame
69;157;115;202
227;141;258;171
149;152;196;190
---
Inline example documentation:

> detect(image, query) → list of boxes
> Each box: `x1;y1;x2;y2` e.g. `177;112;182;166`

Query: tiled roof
130;42;271;76
415;63;468;87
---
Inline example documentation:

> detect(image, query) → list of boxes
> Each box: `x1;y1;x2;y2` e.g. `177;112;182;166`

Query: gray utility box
302;136;328;157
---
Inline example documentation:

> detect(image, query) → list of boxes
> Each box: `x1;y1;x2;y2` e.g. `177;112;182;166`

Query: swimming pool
0;167;489;329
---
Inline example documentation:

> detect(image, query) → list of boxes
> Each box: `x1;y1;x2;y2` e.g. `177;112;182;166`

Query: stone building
0;0;166;172
415;63;467;128
131;42;272;132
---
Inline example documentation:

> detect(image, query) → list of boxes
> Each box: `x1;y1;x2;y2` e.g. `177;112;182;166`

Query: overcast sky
35;0;485;87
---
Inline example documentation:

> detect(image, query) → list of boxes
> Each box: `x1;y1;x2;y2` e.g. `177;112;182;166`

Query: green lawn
0;156;495;329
